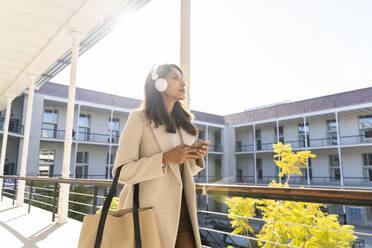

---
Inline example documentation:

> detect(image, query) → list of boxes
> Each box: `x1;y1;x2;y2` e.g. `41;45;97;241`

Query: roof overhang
0;0;150;110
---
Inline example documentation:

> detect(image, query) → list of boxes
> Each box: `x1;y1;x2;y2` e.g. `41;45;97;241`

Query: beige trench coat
112;109;205;248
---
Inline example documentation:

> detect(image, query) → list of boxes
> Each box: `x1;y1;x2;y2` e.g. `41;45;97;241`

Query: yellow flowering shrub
225;142;357;248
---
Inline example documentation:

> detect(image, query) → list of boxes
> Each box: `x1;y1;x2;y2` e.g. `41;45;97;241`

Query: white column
16;75;36;206
205;125;209;208
72;104;81;178
303;117;310;186
276;120;282;184
0;96;14;197
57;30;83;223
180;0;191;108
108;109;114;178
335;112;344;186
253;124;257;184
205;125;209;183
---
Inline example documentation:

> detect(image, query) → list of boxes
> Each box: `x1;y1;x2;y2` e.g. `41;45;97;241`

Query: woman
112;64;210;248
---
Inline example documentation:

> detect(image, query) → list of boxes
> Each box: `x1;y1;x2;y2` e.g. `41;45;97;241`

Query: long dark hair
139;64;198;136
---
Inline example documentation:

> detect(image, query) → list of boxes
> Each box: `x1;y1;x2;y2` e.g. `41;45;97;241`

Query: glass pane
43;109;58;123
327;120;337;132
79;114;90;127
335;169;340;180
109;118;120;131
42;123;56;138
76;152;83;163
78;127;90;141
359;115;372;129
75;167;83;178
39;164;49;176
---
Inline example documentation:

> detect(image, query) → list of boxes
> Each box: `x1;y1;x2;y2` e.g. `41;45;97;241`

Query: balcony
40;128;120;144
1;175;372;247
235;135;372;153
236;176;372;187
0;120;24;135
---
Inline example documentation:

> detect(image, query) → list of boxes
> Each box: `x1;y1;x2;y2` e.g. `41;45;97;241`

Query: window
359;115;372;143
235;141;242;152
362;153;372;182
327;120;338;145
255;129;261;150
76;151;88;178
38;149;55;177
298;123;310;147
198;130;205;140
214;130;222;151
274;126;284;144
109;117;120;143
236;169;243;182
79;114;91;141
256;158;263;180
329;154;340;181
359;115;372;129
105;152;116;179
215;157;222;180
41;109;58;138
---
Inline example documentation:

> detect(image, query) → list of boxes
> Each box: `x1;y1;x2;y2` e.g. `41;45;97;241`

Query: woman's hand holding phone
162;140;211;164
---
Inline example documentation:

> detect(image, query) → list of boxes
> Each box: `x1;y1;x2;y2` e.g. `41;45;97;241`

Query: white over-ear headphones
151;65;168;92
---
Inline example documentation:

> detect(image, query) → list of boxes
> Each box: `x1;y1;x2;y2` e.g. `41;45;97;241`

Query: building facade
1;82;372;227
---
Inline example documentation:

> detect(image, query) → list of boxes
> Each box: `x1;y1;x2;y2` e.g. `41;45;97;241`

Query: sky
52;0;372;116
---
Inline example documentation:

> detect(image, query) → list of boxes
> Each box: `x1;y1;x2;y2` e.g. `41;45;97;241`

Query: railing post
12;179;17;206
1;178;4;201
52;182;58;222
92;185;98;214
28;181;33;213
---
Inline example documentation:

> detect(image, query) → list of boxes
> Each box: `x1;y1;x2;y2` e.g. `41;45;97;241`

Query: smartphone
190;139;205;148
189;139;207;155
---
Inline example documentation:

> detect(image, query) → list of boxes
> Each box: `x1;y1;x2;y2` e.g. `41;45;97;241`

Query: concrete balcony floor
0;197;82;248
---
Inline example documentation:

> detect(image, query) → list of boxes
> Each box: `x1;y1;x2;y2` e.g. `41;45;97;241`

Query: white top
170;128;184;177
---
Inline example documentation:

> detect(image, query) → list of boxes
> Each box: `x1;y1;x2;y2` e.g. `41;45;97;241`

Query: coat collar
150;122;195;184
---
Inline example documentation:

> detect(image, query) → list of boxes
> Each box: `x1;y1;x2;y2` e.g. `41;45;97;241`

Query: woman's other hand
194;140;210;159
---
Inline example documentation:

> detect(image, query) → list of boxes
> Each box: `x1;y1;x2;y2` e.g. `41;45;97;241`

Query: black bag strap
94;164;142;248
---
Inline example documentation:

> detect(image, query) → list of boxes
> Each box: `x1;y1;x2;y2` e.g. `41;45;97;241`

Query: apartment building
1;82;372;227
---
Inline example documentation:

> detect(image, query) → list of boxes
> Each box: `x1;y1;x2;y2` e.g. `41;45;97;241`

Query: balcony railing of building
0;119;24;135
236;176;372;187
40;128;120;144
235;135;372;152
1;175;372;247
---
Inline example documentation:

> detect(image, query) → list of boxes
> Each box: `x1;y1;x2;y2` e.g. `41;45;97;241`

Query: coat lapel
150;123;196;184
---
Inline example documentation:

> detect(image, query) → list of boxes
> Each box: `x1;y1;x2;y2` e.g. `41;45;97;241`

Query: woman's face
163;67;185;100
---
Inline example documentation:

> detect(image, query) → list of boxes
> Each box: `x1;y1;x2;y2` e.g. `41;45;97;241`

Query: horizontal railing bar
2;187;16;191
0;175;117;186
2;175;372;206
26;192;54;200
199;227;300;248
68;208;88;216
195;183;372;206
26;186;56;192
68;200;93;207
198;210;372;237
2;192;14;197
69;191;107;199
28;199;54;207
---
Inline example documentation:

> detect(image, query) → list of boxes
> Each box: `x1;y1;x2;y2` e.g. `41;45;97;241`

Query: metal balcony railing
1;175;372;247
0;120;24;135
40;128;120;144
236;176;372;186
